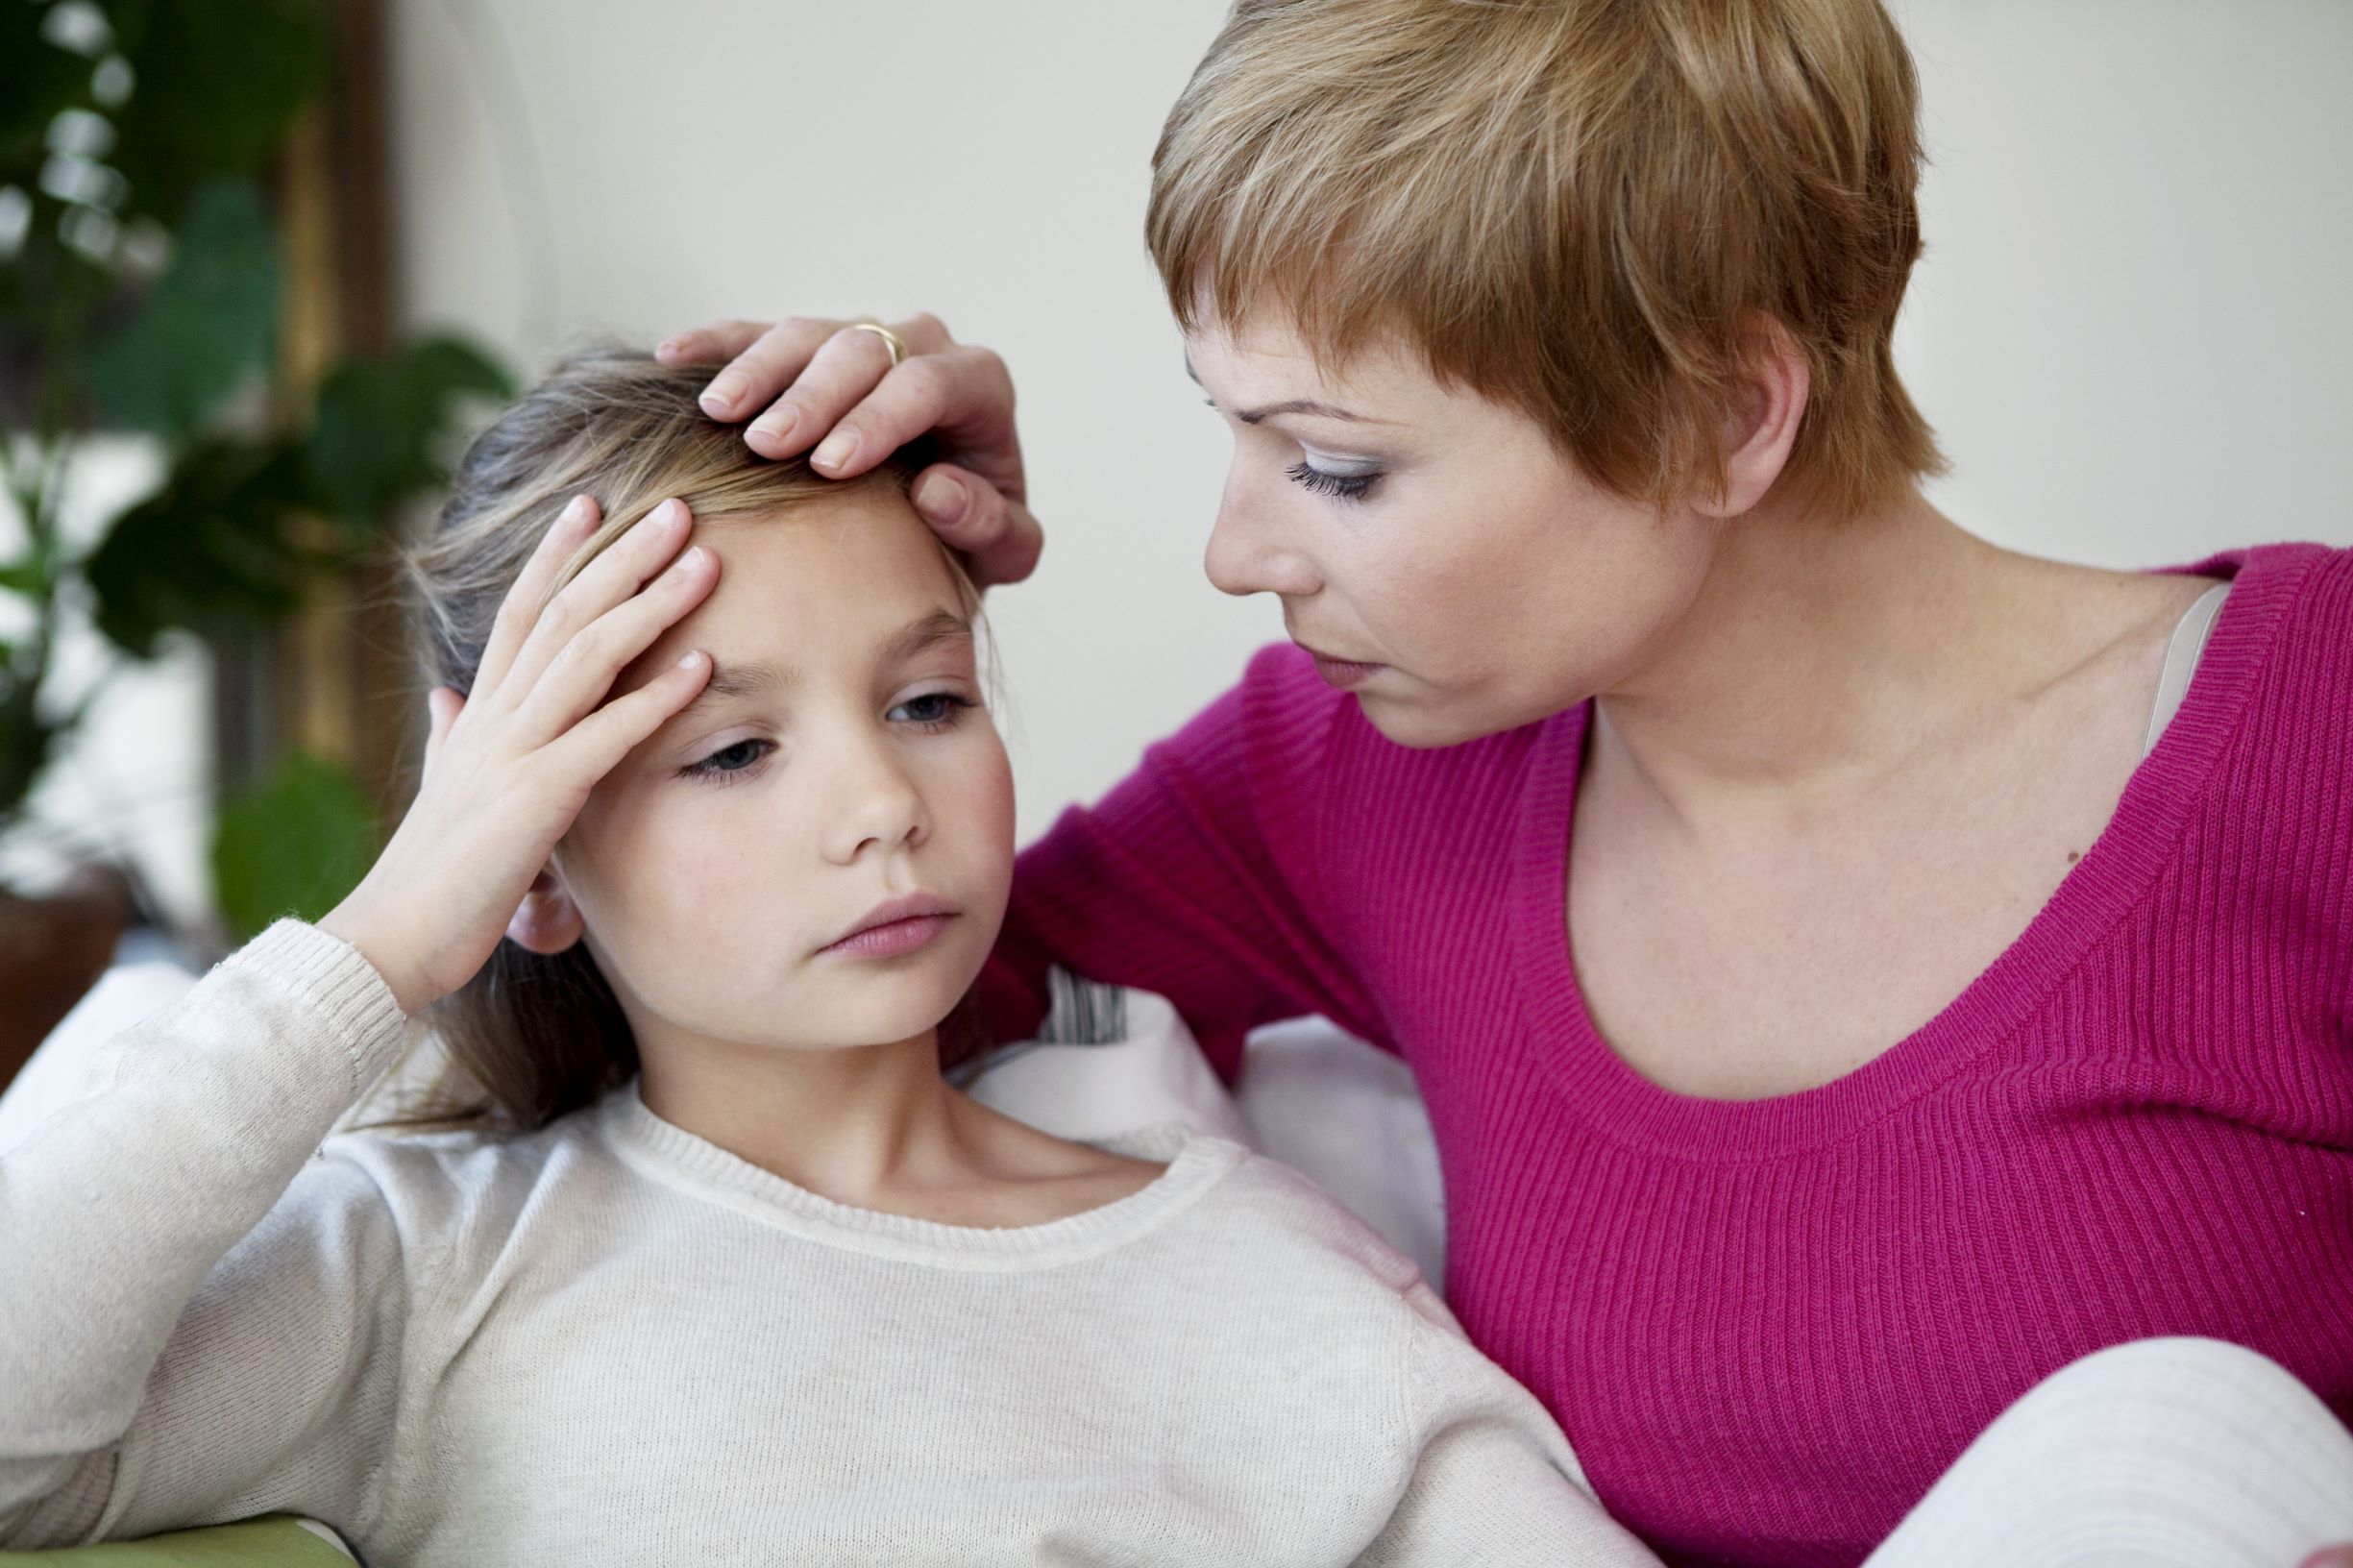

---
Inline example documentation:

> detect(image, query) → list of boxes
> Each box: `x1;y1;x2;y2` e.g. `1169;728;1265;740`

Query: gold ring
848;321;909;368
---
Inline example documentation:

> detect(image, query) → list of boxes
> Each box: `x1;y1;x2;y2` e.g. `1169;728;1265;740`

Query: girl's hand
319;495;717;1015
655;314;1042;590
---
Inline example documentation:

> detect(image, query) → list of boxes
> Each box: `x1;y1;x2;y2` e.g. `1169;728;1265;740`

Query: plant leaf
83;436;322;657
211;749;380;940
104;0;329;225
84;177;281;439
306;335;512;528
0;6;94;187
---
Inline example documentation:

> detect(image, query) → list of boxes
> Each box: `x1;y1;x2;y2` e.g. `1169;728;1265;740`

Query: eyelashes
1200;399;1385;502
678;694;979;787
1286;459;1381;502
683;738;773;783
890;693;977;730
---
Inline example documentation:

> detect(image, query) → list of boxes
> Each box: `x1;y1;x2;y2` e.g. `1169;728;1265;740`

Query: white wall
390;0;2353;843
1890;0;2353;569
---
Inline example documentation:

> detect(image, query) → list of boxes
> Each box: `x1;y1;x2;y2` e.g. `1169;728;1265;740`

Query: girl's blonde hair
383;346;979;1135
1147;0;1947;518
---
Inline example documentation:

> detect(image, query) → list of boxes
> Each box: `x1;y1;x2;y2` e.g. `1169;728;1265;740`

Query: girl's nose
819;741;929;867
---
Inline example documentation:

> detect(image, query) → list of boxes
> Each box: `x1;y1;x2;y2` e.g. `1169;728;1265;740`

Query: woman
653;1;2353;1562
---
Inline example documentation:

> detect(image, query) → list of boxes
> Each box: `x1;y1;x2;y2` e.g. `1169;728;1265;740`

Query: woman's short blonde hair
1147;0;1947;517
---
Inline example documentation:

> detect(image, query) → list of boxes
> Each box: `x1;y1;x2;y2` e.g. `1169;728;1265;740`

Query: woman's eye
890;692;977;729
1286;459;1381;502
682;738;772;783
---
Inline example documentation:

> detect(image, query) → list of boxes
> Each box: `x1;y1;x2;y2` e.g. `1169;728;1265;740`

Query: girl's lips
819;913;955;959
817;891;961;957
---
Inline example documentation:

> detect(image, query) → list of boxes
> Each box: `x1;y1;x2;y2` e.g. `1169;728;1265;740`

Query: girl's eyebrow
679;610;974;714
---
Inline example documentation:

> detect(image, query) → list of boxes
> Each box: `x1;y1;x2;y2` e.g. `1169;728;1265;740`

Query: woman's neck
635;1025;982;1207
1591;485;2058;831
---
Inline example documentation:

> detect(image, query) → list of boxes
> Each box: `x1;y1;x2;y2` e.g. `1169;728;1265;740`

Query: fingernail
812;429;860;472
670;546;706;576
748;406;798;446
650;499;686;530
915;473;969;526
656;338;682;358
700;372;746;412
677;649;704;670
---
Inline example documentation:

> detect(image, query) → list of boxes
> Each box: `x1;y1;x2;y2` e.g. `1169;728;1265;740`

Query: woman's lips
1297;642;1384;690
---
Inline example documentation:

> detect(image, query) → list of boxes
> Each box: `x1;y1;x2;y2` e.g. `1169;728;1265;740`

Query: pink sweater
980;540;2353;1567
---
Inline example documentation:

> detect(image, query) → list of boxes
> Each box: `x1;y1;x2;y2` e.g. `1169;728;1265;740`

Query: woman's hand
319;495;717;1015
654;314;1042;589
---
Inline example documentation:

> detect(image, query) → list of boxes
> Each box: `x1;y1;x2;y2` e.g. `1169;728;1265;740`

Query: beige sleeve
1358;1281;1665;1568
0;921;418;1549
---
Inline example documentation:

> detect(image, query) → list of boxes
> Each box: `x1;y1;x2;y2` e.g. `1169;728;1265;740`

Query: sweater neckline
1508;542;2319;1162
599;1084;1244;1269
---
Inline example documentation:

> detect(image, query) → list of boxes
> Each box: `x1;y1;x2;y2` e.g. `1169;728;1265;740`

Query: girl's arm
5;485;728;1543
1363;1282;1664;1567
0;922;414;1546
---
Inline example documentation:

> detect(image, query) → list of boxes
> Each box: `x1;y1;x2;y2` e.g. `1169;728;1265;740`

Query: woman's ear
1700;315;1810;520
505;865;585;955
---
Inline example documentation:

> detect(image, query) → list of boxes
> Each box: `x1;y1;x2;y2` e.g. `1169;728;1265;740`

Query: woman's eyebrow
1183;354;1389;426
677;610;974;714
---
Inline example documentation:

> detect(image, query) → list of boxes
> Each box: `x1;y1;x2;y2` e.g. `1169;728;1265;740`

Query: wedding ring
848;321;909;368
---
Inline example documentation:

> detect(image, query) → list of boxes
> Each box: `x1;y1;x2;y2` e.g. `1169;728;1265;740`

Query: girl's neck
1590;484;2055;830
635;1026;982;1207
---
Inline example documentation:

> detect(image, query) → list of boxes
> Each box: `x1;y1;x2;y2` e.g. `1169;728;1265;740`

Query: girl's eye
1286;459;1381;502
682;738;772;784
890;692;978;730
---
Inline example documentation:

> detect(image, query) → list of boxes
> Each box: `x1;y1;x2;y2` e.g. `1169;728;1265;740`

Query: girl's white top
0;920;1655;1566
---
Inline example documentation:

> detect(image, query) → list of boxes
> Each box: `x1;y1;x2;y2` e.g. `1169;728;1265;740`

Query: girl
0;351;1658;1566
656;0;2353;1561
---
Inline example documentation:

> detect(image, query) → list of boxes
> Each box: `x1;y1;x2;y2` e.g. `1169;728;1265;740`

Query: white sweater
0;920;1657;1566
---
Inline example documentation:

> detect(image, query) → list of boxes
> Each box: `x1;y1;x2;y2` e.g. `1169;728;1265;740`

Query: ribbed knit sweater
980;541;2353;1567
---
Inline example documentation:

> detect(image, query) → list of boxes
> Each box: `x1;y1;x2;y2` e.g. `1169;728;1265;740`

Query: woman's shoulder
2203;541;2353;730
2145;542;2353;933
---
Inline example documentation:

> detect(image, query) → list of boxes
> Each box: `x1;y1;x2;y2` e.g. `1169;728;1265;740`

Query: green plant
1;0;510;932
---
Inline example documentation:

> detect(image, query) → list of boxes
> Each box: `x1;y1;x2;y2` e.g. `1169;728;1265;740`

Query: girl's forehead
678;497;968;655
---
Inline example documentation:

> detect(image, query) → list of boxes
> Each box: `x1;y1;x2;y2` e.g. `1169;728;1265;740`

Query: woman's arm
0;922;412;1546
976;643;1389;1080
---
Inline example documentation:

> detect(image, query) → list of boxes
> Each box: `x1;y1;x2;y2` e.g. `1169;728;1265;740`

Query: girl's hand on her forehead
318;496;717;1015
655;313;1042;590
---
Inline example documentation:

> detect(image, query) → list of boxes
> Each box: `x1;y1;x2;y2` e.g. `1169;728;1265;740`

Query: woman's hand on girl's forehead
656;313;1042;591
319;494;719;1016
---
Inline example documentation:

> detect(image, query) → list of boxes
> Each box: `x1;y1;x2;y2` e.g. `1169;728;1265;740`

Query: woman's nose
1204;483;1319;600
819;739;928;867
